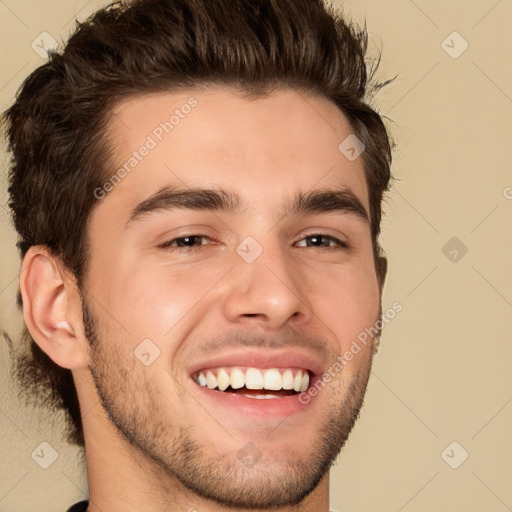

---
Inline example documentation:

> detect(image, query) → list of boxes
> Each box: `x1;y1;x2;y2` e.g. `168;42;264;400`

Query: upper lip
188;349;325;378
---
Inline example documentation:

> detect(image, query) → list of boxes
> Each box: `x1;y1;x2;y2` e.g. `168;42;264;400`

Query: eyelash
159;234;348;250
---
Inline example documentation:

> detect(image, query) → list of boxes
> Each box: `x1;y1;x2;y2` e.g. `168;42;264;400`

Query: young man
4;0;392;510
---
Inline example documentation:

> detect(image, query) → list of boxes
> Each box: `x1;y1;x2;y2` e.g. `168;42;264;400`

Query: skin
21;87;383;512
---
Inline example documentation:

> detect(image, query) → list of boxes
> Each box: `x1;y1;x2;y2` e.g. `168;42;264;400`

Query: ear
374;255;387;353
377;255;387;293
20;246;90;369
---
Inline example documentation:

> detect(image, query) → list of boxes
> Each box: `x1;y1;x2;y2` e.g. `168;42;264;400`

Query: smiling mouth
192;367;311;399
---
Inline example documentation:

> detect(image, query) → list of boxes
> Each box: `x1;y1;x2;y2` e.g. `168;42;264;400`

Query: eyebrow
126;185;369;226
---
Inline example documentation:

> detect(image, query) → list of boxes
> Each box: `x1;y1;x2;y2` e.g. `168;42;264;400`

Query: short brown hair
3;0;393;447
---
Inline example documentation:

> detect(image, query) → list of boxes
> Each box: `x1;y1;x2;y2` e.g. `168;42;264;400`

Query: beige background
1;1;511;511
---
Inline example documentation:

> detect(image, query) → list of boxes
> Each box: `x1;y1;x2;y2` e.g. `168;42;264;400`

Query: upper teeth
195;367;310;393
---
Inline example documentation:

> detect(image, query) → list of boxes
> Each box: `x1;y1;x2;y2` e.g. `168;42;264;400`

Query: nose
222;242;309;330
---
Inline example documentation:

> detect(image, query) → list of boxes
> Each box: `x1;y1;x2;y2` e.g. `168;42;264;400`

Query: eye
295;234;347;249
160;235;212;249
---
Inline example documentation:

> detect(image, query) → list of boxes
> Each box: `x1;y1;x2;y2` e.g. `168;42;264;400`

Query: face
82;87;381;508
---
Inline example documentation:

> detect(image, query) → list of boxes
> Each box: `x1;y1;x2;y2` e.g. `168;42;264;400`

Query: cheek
88;233;380;370
93;258;230;342
304;261;380;353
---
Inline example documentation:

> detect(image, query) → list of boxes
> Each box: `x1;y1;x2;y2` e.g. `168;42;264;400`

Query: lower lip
192;381;315;417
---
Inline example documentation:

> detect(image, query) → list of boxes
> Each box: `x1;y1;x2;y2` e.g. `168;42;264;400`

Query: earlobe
373;335;381;354
20;247;89;370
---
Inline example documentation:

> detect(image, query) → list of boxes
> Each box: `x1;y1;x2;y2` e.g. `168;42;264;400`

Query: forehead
101;87;369;215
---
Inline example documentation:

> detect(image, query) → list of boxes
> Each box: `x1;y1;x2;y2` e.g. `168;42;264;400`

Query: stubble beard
83;300;373;509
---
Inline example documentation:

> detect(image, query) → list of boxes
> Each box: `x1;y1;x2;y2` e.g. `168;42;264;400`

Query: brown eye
160;235;210;248
295;234;347;249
